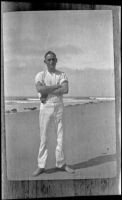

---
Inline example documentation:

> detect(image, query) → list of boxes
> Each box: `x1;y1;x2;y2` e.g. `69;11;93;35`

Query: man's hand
51;81;68;95
40;94;48;103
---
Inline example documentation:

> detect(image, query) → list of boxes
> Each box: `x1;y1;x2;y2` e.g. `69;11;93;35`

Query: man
33;51;74;176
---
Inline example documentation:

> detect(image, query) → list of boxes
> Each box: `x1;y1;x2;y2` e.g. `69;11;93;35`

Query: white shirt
35;69;68;103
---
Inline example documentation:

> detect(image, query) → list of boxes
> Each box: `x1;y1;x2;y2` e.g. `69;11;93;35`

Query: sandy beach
5;101;117;180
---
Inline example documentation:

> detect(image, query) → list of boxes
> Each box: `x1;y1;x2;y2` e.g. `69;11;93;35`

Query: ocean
4;96;115;113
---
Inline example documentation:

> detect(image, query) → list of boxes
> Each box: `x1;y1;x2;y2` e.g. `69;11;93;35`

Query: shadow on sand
45;153;116;174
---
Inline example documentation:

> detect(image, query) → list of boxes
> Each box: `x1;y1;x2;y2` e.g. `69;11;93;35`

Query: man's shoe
64;165;75;173
57;164;75;174
32;168;45;176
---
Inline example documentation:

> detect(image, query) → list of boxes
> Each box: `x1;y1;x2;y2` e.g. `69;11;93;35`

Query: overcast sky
3;10;115;97
3;10;114;70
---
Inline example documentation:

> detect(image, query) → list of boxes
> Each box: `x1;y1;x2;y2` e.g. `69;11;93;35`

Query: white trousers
38;101;65;168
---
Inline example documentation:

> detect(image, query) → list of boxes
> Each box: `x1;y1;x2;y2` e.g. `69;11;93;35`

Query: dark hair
44;51;57;59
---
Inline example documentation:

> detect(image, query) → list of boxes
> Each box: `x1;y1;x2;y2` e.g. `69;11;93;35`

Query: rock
24;107;37;110
30;107;37;110
6;110;10;113
11;108;17;112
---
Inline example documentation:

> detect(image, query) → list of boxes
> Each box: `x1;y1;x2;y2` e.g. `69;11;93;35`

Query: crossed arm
36;81;69;96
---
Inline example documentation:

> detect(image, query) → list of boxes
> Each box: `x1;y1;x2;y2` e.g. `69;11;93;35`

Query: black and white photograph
1;2;121;198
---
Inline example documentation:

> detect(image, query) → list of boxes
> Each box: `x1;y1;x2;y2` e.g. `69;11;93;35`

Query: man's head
44;51;57;72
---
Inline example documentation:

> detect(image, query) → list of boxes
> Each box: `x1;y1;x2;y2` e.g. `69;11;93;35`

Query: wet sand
5;101;117;180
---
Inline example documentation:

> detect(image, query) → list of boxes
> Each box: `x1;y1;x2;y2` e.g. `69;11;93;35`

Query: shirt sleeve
60;72;68;84
35;72;43;99
35;72;44;85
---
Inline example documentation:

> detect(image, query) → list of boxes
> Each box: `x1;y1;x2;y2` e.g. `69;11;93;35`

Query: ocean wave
5;97;115;107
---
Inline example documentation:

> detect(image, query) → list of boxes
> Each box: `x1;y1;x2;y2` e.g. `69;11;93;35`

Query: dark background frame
1;1;121;198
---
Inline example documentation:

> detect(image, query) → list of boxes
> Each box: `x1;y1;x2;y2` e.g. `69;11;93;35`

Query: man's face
44;53;57;71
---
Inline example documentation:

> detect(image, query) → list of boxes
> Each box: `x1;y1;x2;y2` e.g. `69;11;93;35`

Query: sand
5;101;117;180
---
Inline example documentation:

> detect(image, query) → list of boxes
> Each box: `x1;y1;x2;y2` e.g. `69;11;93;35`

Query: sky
3;10;115;97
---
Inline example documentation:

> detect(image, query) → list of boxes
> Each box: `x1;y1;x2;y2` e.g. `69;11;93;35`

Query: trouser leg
54;103;65;168
38;103;54;168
